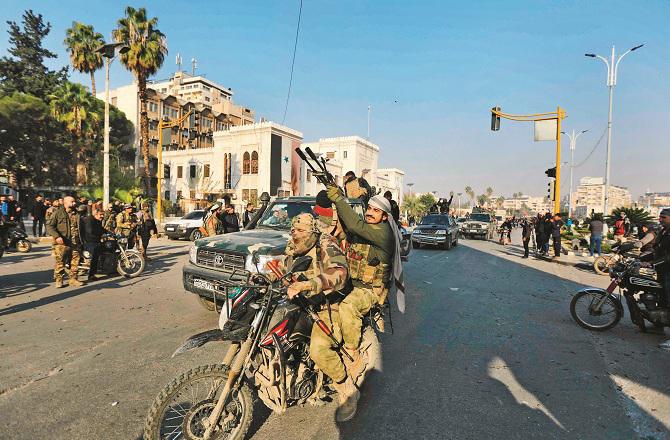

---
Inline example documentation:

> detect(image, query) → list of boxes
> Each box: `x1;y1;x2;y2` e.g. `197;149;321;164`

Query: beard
291;233;318;256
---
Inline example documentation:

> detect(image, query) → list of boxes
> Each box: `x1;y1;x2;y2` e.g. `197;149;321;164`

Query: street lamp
585;43;643;215
561;129;588;219
96;42;129;208
457;192;462;215
407;182;414;198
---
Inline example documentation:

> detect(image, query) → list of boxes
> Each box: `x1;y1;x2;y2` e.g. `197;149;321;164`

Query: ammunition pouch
347;243;390;287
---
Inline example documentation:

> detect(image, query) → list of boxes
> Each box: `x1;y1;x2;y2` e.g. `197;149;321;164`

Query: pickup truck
461;213;496;240
183;194;411;311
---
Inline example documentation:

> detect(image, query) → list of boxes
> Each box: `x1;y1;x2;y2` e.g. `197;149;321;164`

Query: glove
287;281;312;299
326;185;344;202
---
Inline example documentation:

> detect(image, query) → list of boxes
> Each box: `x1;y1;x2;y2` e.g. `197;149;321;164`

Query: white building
502;195;552;214
162;122;302;212
376;168;405;206
572;176;632;218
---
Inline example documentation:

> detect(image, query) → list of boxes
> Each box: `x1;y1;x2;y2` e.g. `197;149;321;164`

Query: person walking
46;196;84;288
222;204;240;233
589;214;604;257
242;202;255;228
31;194;47;237
136;203;157;259
551;214;564;258
521;219;532;258
81;208;104;280
542;213;553;255
613;211;630;244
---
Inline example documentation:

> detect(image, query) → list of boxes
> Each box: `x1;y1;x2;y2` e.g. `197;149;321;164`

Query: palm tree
113;6;167;194
486;186;494;198
64;22;105;96
50;82;100;185
496;196;505;209
465;186;475;206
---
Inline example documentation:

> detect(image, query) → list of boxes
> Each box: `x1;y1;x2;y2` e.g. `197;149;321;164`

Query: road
1;234;669;439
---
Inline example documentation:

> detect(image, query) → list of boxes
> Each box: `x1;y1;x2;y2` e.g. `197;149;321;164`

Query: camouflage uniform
46;205;82;285
282;214;350;383
102;208;116;232
330;195;394;351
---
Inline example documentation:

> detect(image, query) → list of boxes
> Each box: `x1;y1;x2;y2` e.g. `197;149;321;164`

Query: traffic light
545;167;556;178
189;112;200;140
547;180;555;201
491;106;501;131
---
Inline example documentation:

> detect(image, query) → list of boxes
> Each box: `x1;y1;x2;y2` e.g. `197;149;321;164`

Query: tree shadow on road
336;245;670;440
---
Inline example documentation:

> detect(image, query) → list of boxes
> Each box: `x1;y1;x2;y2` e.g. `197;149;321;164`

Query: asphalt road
1;234;669;439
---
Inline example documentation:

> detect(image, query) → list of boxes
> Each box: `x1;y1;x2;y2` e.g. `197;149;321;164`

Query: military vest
346;242;391;288
345;179;367;199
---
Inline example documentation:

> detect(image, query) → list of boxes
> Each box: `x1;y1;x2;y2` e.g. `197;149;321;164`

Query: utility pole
367;104;371;140
585;43;643;215
561;129;588;218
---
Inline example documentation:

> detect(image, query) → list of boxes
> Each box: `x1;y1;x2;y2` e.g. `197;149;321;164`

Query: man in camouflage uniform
327;187;404;385
102;203;116;232
115;204;136;248
281;213;360;422
46;196;84;288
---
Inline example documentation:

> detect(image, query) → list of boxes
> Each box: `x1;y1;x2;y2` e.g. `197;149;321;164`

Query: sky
1;0;668;200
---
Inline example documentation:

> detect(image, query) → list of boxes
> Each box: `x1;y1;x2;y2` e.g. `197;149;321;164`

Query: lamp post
585;43;643;215
407;182;414;198
561;129;588;219
457;192;462;215
97;42;129;208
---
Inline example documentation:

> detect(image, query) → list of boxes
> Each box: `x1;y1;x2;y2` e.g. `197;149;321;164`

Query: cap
123;204;132;209
291;213;318;233
660;208;670;217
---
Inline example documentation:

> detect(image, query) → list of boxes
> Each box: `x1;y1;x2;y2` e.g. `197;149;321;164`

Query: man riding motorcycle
326;187;405;385
280;213;360;422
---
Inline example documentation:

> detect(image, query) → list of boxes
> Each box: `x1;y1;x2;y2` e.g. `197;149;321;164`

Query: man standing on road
82;209;104;280
115;204;136;249
204;204;222;236
46;196;84;288
327;187;404;385
551;214;564;258
0;195;8;250
242;202;255;228
644;209;670;350
222;204;240;233
613;212;630;244
383;191;400;224
589;214;604;258
136;203;157;260
31;194;47;237
521;219;532;258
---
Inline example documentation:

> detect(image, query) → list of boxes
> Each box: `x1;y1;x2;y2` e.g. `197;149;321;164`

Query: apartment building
572;176;631;218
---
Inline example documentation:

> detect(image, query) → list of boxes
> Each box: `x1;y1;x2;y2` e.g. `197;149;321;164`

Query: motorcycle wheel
116;251;145;278
570;291;622;331
16;239;32;253
593;256;611;276
144;364;253;440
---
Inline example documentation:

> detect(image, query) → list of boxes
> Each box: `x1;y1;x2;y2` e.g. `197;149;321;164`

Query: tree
50;81;101;185
0;10;67;99
486;186;494;199
464;186;475;206
495;196;505;209
0;92;72;186
607;207;654;227
401;193;420;218
416;193;437;216
477;194;487;207
64;22;104;95
113;6;167;194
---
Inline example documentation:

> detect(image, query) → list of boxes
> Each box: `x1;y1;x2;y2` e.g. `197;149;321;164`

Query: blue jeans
590;235;602;256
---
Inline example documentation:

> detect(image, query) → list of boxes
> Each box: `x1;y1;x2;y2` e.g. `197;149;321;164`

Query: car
182;195;411;311
164;210;205;241
411;213;459;250
462;212;496;240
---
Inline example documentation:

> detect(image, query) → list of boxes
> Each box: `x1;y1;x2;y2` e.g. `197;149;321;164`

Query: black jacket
81;215;103;244
31;201;47;219
243;210;255;227
390;200;400;223
223;213;240;233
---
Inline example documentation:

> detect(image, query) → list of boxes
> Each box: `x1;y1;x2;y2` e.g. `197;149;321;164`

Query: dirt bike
570;257;667;332
144;254;380;440
77;233;145;278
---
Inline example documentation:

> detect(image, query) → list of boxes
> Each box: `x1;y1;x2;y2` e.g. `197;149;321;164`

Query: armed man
115;204;136;248
326;185;405;385
46;195;84;288
279;213;360;422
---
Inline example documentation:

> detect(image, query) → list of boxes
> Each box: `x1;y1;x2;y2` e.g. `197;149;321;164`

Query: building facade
502;195;552;214
572;176;632;218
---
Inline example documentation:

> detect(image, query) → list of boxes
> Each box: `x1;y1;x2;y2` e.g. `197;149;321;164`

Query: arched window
243;152;250;174
251;151;258;174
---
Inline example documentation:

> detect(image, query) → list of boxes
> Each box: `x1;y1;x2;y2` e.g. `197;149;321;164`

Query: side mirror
290;255;312;273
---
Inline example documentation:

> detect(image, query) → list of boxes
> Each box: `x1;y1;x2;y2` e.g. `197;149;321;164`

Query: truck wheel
189;229;203;241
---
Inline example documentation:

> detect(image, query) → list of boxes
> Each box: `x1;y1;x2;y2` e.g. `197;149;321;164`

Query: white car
164;210;205;241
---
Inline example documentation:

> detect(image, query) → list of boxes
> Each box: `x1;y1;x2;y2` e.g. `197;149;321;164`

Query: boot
69;276;84;287
332;378;360;422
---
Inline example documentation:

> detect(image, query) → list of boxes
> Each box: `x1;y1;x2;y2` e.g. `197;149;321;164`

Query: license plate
166;227;175;231
193;278;216;291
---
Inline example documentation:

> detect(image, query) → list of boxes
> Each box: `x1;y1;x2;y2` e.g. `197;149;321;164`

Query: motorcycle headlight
189;245;198;263
245;254;283;275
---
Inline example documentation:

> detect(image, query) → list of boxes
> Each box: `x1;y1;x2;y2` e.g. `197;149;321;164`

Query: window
306;170;312;182
203;85;211;91
205;97;210;102
190;190;196;199
189;165;196;178
251;151;258;174
204;164;210;177
242;189;249;201
177;190;182;199
164;191;170;200
111;97;117;107
326;151;335;159
343;151;348;159
243;152;250;174
149;102;158;112
216;121;225;131
250;189;258;205
164;165;170;178
177;166;183;178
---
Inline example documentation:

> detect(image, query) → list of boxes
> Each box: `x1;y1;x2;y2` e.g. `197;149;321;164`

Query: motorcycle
6;224;32;253
78;233;145;278
143;254;380;440
570;257;668;332
593;241;640;276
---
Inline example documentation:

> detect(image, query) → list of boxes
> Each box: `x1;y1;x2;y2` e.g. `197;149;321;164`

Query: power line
573;126;607;168
282;0;303;124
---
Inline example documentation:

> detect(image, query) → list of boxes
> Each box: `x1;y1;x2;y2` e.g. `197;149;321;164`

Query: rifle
294;147;340;191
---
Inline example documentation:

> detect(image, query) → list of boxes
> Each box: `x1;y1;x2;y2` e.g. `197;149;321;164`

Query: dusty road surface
1;234;669;439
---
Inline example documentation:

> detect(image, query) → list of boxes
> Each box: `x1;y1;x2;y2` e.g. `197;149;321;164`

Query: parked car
183;196;412;311
411;214;459;250
164;210;205;241
462;212;496;240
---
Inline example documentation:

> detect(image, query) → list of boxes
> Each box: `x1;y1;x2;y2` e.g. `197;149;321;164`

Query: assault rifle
295;146;339;190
